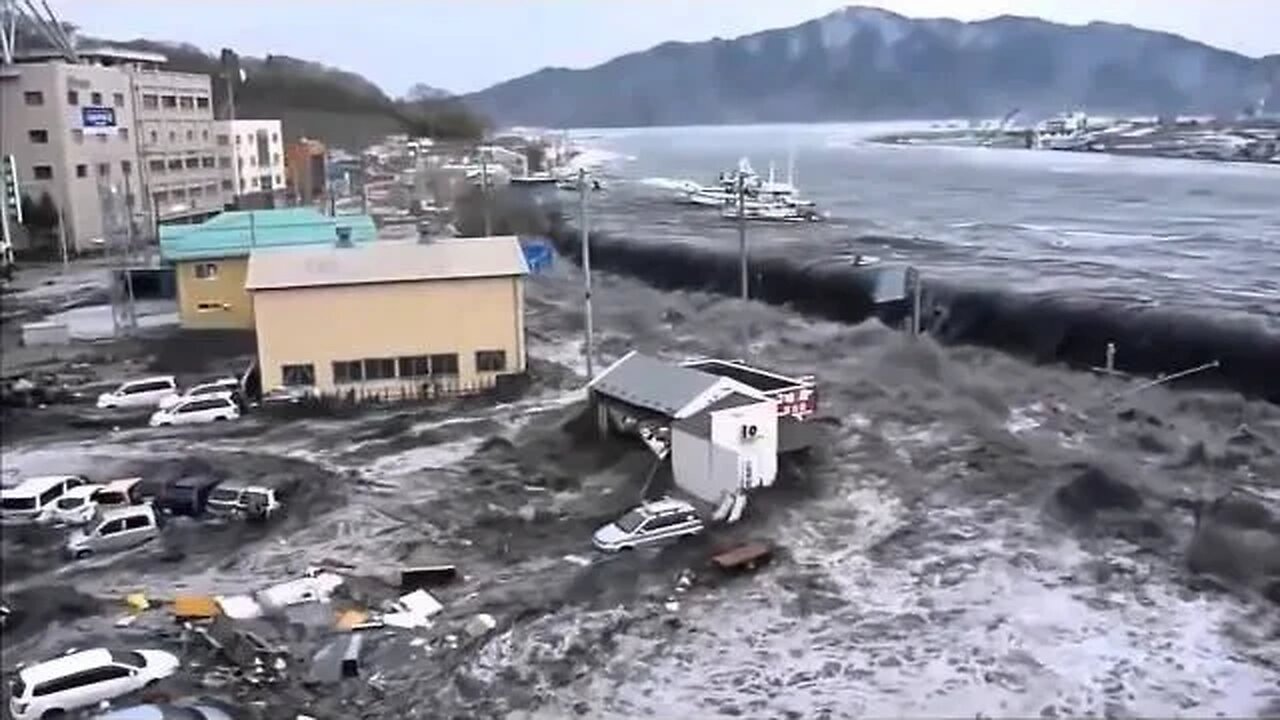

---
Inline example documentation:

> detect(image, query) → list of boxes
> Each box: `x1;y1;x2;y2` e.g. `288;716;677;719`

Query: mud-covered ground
3;257;1280;719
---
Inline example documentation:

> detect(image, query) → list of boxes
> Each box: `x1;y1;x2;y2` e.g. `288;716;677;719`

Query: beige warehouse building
246;236;529;397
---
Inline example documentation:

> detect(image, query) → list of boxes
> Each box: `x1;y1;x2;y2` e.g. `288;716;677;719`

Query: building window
168;131;176;142
142;94;158;109
185;157;199;169
249;155;257;167
216;134;229;146
23;90;43;105
90;91;102;105
119;127;129;140
153;190;169;203
221;179;233;191
113;92;125;107
275;174;282;186
240;180;247;191
191;185;203;197
172;187;187;199
97;163;110;177
149;159;165;172
205;182;218;194
332;360;363;384
76;164;87;178
475;350;507;372
186;129;194;141
149;130;158;143
237;157;244;169
281;364;315;387
167;159;182;170
429;353;459;377
251;177;259;188
121;160;132;175
272;152;280;164
219;156;231;168
194;262;218;279
71;129;83;143
28;129;48;143
271;132;279;142
196;96;209;110
161;95;176;109
33;165;53;180
66;90;78;105
201;156;215;168
196;302;227;312
235;135;242;145
97;133;108;143
179;96;194;110
202;129;209;141
363;358;396;380
398;356;431;377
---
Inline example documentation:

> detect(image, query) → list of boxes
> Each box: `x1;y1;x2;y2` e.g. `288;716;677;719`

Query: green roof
160;208;378;261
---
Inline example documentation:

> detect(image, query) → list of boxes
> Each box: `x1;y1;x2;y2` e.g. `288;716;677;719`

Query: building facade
0;49;151;252
159;207;377;330
215;119;285;202
284;137;326;205
131;67;229;224
246;237;528;396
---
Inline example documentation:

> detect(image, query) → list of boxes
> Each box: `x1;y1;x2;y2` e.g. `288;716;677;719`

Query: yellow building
245;236;529;397
159;208;377;330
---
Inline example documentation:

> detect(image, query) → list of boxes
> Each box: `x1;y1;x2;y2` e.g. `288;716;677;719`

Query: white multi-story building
215;119;285;201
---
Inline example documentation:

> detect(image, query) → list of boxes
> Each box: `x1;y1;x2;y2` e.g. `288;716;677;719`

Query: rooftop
589;351;725;418
159;208;377;262
14;45;168;65
245;236;529;291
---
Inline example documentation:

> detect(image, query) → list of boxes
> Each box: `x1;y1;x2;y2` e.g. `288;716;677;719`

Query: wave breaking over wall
538;216;1279;404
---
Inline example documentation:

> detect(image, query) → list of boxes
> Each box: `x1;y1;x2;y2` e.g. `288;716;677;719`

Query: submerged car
96;376;178;409
44;483;106;525
592;498;704;552
1;475;90;525
93;477;145;510
8;647;179;720
157;378;241;411
206;483;281;520
149;393;240;427
66;504;161;559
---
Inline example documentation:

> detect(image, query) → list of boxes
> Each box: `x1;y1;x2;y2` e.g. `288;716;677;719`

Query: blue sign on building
520;237;554;274
81;106;117;135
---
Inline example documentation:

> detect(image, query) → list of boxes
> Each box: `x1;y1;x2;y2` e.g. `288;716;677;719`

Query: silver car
592;498;704;552
66;504;160;559
92;702;235;720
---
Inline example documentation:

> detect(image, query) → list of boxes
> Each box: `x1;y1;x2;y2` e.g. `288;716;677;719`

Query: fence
260;372;529;419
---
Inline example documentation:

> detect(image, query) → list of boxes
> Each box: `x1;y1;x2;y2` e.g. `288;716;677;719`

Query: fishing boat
680;157;760;205
720;197;823;223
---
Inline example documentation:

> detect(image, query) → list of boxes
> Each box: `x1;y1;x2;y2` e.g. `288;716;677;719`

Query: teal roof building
160;208;378;262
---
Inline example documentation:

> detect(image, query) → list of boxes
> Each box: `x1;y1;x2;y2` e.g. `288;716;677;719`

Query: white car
156;378;241;411
43;483;106;526
592;498;705;552
207;484;281;520
8;647;180;720
93;477;144;510
1;475;90;525
149;393;240;427
66;504;162;559
96;376;178;409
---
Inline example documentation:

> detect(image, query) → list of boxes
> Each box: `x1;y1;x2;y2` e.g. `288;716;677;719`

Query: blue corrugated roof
160;208;377;261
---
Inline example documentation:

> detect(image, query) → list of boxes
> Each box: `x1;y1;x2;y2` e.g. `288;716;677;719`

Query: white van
8;647;179;720
149;393;240;427
0;475;90;524
44;483;106;526
96;376;178;409
66;504;161;559
157;377;241;411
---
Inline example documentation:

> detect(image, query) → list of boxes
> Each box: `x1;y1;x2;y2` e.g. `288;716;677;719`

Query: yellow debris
172;595;221;620
335;609;370;631
125;593;150;612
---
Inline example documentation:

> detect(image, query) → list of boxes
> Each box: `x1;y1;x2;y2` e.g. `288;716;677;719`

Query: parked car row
1;476;143;526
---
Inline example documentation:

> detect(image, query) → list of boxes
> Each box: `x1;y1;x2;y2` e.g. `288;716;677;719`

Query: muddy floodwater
4;252;1280;719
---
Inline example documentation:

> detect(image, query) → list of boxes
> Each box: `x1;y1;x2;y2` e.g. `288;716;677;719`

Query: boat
679;157;760;205
511;172;558;186
720;197;823;223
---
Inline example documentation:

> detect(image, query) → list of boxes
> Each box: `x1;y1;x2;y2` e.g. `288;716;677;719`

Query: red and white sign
774;386;817;420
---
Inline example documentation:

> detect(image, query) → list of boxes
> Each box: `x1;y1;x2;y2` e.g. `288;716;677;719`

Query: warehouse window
167;159;182;170
398;356;431;378
332;360;363;384
119;127;129;140
24;90;43;105
179;96;194;110
32;165;53;180
201;156;216;168
149;159;165;173
281;364;315;387
429;353;459;377
90;91;102;105
363;358;396;380
28;129;48;144
196;96;210;110
121;160;132;175
97;163;110;177
221;179;233;191
475;350;507;372
185;157;199;169
71;129;84;143
161;95;176;109
113;92;125;107
142;94;158;109
66;90;78;105
75;164;87;178
196;302;227;312
194;262;218;280
216;134;229;146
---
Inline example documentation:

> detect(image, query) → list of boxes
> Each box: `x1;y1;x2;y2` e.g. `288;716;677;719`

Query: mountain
463;6;1279;127
404;83;455;102
13;18;484;149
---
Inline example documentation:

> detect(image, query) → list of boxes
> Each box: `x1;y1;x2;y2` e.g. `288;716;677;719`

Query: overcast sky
46;0;1280;96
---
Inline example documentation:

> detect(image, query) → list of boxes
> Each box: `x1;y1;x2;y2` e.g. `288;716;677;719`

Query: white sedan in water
157;378;241;411
41;483;105;526
149;393;240;427
592;498;704;552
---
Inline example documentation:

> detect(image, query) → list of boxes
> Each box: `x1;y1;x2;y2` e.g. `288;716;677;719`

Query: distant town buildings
284;137;327;206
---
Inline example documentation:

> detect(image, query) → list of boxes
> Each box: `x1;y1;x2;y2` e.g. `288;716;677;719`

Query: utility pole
737;170;749;357
908;266;922;337
480;146;492;236
578;168;595;379
57;204;69;272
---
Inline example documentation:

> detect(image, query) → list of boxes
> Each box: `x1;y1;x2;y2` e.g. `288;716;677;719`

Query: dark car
156;477;224;517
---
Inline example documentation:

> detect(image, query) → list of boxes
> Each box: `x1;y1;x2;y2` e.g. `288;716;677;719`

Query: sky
45;0;1280;96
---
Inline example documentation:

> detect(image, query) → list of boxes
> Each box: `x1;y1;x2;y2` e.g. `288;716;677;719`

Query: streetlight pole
480;144;492;237
578;168;594;379
737;170;749;358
